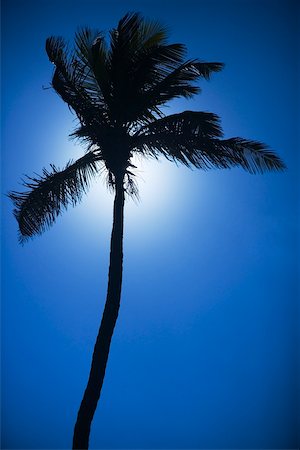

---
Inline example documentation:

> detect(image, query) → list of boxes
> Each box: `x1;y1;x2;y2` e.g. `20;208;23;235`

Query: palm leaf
205;138;286;173
137;17;169;48
73;28;111;109
106;14;223;121
108;42;188;124
8;151;101;242
74;27;103;66
138;60;224;112
46;36;107;124
106;13;191;122
134;110;223;143
133;111;285;172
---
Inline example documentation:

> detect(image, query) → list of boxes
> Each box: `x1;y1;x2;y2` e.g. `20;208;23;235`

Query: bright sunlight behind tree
9;12;285;450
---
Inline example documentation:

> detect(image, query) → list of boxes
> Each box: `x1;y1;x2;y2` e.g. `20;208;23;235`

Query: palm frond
109;12;143;55
46;36;107;124
206;138;286;173
104;13;184;122
70;123;99;146
137;17;169;48
133;111;285;172
134;110;223;143
130;43;187;97
192;61;224;80
46;35;68;64
124;172;139;199
74;27;103;66
73;28;112;109
46;15;223;126
107;42;187;124
105;14;223;121
46;36;78;85
8;151;101;242
139;59;223;111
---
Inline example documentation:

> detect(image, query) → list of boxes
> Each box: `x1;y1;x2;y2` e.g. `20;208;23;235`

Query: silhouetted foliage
9;152;100;241
9;12;285;243
9;12;285;450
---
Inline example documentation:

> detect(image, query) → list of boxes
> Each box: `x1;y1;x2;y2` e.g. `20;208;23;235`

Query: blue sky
1;0;299;449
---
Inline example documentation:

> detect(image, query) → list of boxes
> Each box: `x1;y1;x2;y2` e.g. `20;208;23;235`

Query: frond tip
8;152;100;243
217;138;287;174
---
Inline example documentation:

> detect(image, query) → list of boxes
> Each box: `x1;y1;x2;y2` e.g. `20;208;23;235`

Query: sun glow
76;154;187;236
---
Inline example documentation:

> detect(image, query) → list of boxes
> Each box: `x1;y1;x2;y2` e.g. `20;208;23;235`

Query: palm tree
9;12;285;450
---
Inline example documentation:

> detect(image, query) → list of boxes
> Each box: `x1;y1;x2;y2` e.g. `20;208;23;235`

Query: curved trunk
72;177;125;449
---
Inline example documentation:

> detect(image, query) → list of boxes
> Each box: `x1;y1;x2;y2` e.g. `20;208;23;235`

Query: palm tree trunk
72;176;125;450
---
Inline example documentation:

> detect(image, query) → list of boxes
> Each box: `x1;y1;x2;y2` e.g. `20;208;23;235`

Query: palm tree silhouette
9;12;285;450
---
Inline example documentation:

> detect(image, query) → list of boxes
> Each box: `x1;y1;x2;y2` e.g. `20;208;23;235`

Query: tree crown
9;12;285;242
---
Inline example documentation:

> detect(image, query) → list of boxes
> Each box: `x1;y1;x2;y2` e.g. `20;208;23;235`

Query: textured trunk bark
72;177;125;449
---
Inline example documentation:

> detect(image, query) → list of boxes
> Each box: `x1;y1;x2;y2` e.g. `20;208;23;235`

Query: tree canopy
9;12;285;242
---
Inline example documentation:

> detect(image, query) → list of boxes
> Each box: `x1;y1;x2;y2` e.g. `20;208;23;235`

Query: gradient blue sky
1;0;299;449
